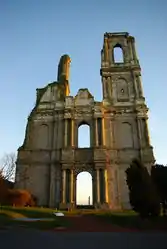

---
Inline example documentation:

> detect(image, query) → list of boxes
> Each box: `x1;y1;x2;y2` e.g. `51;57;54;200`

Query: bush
7;189;36;207
151;164;167;216
0;171;36;207
126;159;160;218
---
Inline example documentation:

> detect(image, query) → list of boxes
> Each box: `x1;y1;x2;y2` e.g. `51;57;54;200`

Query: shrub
7;189;36;207
0;171;36;207
151;164;167;216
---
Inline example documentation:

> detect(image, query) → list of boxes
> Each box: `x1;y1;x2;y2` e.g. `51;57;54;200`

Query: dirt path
54;215;138;232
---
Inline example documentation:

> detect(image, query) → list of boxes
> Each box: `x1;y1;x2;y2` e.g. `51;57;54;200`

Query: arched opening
113;45;124;63
76;171;93;206
78;123;90;148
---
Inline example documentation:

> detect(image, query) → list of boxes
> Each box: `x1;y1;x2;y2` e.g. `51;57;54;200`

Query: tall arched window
113;44;124;63
78;123;90;148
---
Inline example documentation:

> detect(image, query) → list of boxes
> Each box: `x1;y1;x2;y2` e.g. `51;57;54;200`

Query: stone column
70;170;74;203
102;77;107;99
129;39;134;62
74;174;77;205
102;118;105;146
49;164;55;207
133;73;139;99
104;37;109;62
137;118;143;147
64;119;68;147
95;118;98;146
53;119;58;149
110;120;114;148
55;171;61;208
137;118;144;161
96;169;100;203
107;77;112;99
104;169;109;203
131;38;137;62
57;119;63;149
71;119;74;146
136;74;144;98
140;118;150;147
145;119;151;146
62;170;66;203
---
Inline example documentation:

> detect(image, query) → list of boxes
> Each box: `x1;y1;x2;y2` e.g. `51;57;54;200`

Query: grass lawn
0;206;69;230
2;206;167;231
1;206;57;218
91;211;167;230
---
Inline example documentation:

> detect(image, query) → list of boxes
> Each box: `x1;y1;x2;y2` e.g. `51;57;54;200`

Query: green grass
2;206;167;231
0;206;69;230
1;206;57;218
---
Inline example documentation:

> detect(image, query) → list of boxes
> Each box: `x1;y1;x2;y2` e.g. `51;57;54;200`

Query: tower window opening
113;45;124;63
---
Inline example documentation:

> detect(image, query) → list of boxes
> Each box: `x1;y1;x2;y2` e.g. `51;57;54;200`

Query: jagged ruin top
57;54;71;82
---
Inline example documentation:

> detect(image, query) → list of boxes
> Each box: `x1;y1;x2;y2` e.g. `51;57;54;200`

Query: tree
126;159;160;218
0;153;16;181
151;164;167;216
0;170;8;204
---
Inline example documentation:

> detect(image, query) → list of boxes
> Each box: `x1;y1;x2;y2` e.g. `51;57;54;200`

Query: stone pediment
75;88;94;106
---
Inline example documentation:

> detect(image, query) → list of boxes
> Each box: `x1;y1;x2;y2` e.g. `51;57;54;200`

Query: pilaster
131;37;138;62
104;169;109;203
70;170;74;203
95;118;98;146
102;118;105;146
129;39;134;62
64;119;68;147
96;169;100;203
71;119;74;146
49;164;55;207
62;169;66;203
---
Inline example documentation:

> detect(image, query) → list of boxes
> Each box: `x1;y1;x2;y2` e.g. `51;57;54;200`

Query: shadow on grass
89;212;167;230
0;214;69;230
1;206;56;218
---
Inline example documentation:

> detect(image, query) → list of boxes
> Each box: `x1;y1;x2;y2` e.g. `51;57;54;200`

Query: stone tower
15;32;154;209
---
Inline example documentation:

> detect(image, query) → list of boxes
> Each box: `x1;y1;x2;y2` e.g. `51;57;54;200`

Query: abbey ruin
15;32;154;209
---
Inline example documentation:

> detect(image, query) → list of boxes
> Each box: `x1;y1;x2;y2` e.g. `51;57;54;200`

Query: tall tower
101;32;154;208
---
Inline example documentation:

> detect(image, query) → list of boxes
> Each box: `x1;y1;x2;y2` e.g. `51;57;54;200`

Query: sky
0;0;167;204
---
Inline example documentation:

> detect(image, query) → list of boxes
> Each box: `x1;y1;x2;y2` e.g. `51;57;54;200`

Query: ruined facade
15;32;154;209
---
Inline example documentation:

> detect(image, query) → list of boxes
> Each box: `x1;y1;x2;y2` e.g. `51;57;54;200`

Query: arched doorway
76;171;93;206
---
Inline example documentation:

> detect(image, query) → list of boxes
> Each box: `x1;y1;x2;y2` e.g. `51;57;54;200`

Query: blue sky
0;1;166;204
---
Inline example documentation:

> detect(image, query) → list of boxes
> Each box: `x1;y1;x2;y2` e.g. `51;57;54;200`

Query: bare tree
0;153;16;182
